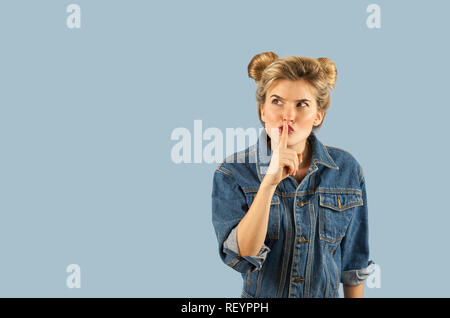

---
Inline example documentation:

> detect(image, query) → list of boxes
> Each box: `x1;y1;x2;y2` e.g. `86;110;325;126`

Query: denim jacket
211;129;375;298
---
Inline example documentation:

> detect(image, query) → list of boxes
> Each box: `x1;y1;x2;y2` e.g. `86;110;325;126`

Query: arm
343;283;364;298
212;122;298;272
237;177;277;256
340;175;376;293
238;120;299;256
212;167;273;273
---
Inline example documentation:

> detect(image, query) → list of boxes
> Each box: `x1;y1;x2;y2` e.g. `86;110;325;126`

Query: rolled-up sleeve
340;175;376;286
212;165;270;273
223;225;271;272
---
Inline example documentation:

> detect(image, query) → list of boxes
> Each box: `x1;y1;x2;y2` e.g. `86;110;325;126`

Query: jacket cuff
341;260;376;286
223;226;270;272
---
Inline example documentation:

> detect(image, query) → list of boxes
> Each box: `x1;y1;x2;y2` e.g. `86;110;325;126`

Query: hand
262;119;302;187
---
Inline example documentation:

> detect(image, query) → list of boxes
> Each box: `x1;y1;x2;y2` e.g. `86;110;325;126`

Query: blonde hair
248;51;337;133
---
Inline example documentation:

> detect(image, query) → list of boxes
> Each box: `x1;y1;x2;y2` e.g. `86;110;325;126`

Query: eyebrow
270;94;311;103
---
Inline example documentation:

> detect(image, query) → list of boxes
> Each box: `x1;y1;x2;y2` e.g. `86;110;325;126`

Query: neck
293;138;311;169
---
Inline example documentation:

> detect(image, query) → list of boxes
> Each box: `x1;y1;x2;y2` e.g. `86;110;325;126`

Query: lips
278;125;294;134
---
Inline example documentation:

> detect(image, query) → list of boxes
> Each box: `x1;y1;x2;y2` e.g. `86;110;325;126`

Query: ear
260;104;266;122
313;111;325;127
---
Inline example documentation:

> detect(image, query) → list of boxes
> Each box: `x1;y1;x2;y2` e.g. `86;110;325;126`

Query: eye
272;99;281;105
272;99;308;107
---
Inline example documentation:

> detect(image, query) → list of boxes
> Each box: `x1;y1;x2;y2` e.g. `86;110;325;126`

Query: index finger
280;120;288;149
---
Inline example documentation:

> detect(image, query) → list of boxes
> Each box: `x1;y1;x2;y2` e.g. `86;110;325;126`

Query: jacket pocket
244;191;280;240
318;192;363;243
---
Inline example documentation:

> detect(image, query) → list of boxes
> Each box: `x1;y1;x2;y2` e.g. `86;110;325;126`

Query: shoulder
215;144;257;178
324;145;365;183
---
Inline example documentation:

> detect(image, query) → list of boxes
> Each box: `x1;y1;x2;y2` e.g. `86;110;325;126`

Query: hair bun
317;57;337;90
248;52;279;83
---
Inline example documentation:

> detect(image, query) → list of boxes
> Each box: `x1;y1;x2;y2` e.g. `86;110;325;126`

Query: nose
283;110;295;124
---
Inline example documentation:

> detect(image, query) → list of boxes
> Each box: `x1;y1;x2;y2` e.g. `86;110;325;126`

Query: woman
211;52;375;298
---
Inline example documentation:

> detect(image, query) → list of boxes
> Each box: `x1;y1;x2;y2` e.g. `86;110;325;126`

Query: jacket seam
241;188;363;197
288;192;300;298
216;166;234;178
323;244;330;298
331;244;339;298
304;198;316;298
276;195;291;297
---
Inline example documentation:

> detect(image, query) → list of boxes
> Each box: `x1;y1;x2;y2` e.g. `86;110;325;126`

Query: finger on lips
281;119;288;149
280;119;305;177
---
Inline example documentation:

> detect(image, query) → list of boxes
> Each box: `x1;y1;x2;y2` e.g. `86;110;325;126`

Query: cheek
266;112;279;123
263;108;280;124
297;111;316;123
263;113;280;137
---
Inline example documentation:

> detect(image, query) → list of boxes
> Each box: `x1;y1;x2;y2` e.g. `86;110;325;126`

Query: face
260;79;324;148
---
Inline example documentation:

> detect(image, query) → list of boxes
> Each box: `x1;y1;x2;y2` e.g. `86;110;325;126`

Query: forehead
267;79;316;100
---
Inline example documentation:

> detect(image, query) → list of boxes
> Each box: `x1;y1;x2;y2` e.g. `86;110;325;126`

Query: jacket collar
255;128;339;183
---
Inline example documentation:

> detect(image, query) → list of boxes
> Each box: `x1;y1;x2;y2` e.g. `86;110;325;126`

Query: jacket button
293;277;304;283
297;237;309;243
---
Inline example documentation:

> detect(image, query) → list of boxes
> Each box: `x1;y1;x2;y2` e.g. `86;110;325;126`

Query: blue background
0;0;447;297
